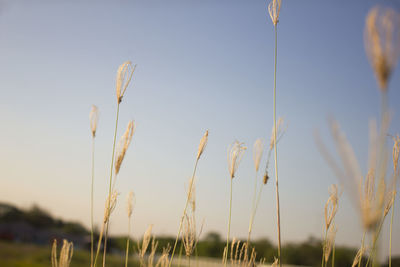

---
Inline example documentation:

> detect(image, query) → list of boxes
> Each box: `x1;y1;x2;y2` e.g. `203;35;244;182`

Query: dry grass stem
351;246;365;267
115;120;135;176
365;6;400;91
228;141;247;179
268;0;281;26
90;105;99;138
197;130;209;160
253;138;264;172
116;61;136;103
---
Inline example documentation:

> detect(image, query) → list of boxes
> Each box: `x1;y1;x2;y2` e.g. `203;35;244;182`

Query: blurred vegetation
1;202;399;266
0;240;139;267
0;202;88;235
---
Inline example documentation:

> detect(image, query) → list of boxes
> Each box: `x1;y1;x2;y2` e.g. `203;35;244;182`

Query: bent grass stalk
169;159;199;267
169;130;208;267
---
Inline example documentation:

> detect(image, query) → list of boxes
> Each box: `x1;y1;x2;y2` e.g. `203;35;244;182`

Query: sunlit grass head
227;141;247;179
365;6;400;91
116;61;136;103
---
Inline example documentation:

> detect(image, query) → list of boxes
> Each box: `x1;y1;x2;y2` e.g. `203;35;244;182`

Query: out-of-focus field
0;241;139;267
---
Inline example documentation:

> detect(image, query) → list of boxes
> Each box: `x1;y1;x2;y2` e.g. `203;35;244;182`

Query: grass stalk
91;137;95;267
125;217;131;267
246;172;259;247
102;103;121;267
332;239;335;267
169;158;199;267
272;24;282;267
388;192;396;267
321;229;328;267
366;218;385;267
224;177;233;267
93;221;105;267
358;231;366;267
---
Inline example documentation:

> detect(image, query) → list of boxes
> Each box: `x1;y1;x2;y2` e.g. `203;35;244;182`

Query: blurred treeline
1;202;399;266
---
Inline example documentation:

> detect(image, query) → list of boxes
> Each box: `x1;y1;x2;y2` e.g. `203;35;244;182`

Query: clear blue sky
0;0;400;258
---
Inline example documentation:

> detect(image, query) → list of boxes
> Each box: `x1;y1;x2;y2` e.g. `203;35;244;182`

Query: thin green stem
91;137;95;267
272;24;282;267
102;103;121;267
125;217;131;267
169;159;199;267
224;178;233;267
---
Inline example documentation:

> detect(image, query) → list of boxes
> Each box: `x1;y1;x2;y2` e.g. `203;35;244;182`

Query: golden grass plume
116;61;136;103
268;0;282;26
228;141;247;179
365;6;400;91
115;120;135;175
90;105;99;138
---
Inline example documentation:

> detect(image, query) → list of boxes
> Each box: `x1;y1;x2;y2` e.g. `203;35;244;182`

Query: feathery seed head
116;61;136;103
126;191;135;218
89;105;99;138
384;189;395;216
365;6;400;91
59;239;73;267
52;239;74;267
103;191;118;223
228;140;247;179
360;169;385;230
268;0;281;26
115;121;135;175
138;224;153;260
324;184;339;230
197;130;209;160
155;244;171;267
253;138;264;172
